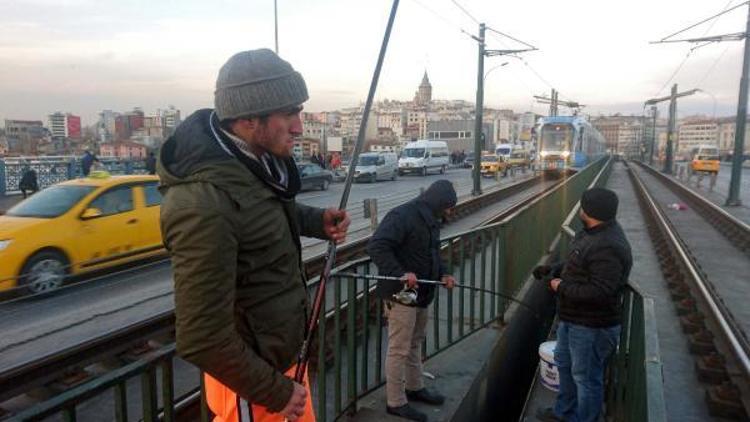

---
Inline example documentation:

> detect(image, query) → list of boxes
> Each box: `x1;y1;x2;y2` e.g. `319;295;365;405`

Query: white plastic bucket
538;341;559;392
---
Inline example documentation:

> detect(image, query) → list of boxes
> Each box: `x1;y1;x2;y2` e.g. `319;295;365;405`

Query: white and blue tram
537;116;606;170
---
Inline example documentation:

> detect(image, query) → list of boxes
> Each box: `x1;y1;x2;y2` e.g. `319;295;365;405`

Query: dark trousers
554;321;621;422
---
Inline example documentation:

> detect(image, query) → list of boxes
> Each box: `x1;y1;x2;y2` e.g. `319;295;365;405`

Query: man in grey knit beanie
215;49;309;121
158;49;350;422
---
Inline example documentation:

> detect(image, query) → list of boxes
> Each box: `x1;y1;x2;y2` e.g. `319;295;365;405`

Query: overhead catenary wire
654;50;694;98
657;0;748;43
485;26;537;51
481;26;557;101
407;0;476;41
449;0;481;25
652;0;739;97
696;44;733;88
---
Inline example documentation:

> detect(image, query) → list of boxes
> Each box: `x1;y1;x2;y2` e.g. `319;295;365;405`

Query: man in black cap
534;187;632;422
367;180;457;422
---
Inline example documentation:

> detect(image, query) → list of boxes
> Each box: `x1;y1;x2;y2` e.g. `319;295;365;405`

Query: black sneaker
405;388;445;405
386;404;428;422
535;406;563;422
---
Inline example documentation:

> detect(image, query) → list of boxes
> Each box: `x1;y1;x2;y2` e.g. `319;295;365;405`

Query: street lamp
483;62;509;81
696;88;717;119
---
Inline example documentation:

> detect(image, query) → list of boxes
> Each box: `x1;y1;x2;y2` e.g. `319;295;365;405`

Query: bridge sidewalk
344;323;503;422
0;194;22;213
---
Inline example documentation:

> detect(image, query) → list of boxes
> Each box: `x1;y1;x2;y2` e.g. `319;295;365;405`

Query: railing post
0;160;6;196
363;198;378;231
141;366;158;422
114;382;128;422
346;273;357;415
68;159;76;180
317;276;328;422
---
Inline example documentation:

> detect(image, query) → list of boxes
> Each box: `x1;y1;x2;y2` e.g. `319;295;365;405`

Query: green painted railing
560;158;666;422
11;158;612;422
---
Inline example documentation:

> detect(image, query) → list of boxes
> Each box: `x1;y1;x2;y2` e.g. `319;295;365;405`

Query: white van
354;152;399;182
495;143;514;160
398;140;450;176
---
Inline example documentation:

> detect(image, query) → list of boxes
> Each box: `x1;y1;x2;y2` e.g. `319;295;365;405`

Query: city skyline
2;0;749;125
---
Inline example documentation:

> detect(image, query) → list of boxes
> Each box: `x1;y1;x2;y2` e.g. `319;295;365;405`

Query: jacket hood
157;109;300;199
419;179;457;214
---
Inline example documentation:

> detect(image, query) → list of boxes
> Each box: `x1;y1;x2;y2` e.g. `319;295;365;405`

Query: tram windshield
540;124;573;152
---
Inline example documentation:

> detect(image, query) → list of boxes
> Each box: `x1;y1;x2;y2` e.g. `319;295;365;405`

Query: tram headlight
0;239;12;251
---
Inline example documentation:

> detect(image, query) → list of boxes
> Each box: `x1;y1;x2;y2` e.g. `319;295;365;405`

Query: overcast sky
2;0;749;126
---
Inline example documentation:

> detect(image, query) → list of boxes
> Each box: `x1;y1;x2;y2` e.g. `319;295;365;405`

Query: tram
537;116;606;171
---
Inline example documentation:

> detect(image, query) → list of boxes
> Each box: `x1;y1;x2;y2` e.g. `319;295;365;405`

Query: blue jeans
553;321;621;422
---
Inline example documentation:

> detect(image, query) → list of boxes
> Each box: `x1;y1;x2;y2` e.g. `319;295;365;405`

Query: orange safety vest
204;365;316;422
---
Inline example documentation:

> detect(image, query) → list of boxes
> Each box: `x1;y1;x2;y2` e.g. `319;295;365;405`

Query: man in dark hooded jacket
367;180;457;422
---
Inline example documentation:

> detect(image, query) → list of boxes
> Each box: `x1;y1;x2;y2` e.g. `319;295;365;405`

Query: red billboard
66;114;81;139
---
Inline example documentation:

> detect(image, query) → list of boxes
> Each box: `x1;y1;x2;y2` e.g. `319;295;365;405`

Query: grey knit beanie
214;49;309;120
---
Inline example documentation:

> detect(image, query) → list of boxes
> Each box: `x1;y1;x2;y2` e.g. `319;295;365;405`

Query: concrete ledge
345;324;503;422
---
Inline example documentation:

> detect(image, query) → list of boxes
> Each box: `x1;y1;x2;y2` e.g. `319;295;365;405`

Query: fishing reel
392;286;418;305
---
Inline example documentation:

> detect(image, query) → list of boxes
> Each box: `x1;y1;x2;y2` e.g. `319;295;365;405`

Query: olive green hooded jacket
158;109;326;412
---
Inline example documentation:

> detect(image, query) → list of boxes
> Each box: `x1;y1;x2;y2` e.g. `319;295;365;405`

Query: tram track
0;171;565;414
627;161;750;419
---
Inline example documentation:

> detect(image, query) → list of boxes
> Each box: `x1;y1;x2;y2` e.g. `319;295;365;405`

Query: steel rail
634;161;750;254
629;163;750;379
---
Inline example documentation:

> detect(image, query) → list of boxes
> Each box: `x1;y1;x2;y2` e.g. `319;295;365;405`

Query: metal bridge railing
10;158;611;422
560;158;667;422
0;157;150;196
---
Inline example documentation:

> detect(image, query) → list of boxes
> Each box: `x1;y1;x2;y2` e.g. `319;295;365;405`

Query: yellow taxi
507;149;531;170
690;145;720;175
0;172;164;293
480;153;508;176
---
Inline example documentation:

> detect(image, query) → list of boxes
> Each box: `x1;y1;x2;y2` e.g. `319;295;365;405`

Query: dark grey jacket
158;109;326;411
368;197;449;308
555;220;633;327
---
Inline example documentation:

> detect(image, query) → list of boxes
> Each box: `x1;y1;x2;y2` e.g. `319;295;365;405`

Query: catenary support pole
472;23;486;196
727;2;750;206
664;84;678;174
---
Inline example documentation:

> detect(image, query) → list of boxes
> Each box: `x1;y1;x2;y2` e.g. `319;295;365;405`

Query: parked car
463;154;477;169
298;163;333;191
0;172;163;293
480;153;509;177
354;152;398;182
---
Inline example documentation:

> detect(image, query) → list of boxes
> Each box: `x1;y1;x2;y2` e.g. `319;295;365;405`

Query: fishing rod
294;0;401;384
333;272;540;318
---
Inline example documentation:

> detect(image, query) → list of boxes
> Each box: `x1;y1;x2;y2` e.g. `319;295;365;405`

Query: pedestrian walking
81;150;99;177
19;164;38;198
534;187;632;422
158;49;350;422
145;151;157;175
367;180;457;422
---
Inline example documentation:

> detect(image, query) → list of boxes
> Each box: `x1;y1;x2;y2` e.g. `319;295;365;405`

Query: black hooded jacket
367;181;456;307
554;220;633;327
